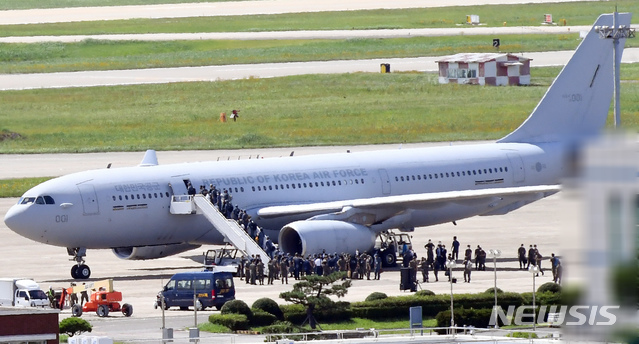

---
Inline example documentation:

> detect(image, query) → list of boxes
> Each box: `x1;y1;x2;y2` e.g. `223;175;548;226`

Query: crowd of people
190;185;563;288
238;250;385;285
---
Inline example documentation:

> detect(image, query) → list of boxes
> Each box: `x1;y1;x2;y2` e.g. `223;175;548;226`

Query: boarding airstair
170;194;270;272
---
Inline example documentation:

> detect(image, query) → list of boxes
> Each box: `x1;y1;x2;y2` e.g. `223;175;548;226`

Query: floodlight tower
595;9;635;128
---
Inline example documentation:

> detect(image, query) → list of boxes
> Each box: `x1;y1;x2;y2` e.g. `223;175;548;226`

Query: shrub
252;297;284;320
537;282;561;293
484;287;504;294
415;289;435;297
250;309;277;327
208;313;250;331
365;292;388;302
221;299;253;320
435;308;498;332
280;303;306;324
260;321;305;334
59;317;92;337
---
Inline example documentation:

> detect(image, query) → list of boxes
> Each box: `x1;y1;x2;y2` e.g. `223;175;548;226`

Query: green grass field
1;66;638;155
2;1;638;35
0;34;604;74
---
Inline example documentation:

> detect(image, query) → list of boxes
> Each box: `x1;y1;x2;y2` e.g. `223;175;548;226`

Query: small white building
436;53;531;86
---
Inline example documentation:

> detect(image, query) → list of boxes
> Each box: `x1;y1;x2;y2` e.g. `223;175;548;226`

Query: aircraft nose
4;203;40;240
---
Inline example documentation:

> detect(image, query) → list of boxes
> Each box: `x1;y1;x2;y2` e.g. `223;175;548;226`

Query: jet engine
112;243;201;260
278;220;376;256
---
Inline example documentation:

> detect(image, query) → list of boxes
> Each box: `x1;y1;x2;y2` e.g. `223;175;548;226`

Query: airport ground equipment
0;278;48;307
171;194;270;273
375;231;413;267
203;245;241;275
70;279;132;317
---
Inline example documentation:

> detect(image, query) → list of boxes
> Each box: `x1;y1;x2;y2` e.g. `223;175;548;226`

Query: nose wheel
68;247;91;279
71;264;91;279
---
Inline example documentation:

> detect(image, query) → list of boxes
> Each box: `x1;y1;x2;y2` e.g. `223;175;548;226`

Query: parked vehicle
68;279;132;317
0;278;49;307
155;271;235;311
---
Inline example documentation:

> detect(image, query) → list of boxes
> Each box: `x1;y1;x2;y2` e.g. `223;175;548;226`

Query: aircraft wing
257;184;560;219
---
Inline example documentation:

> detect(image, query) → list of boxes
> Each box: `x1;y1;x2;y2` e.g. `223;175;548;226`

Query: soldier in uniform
256;258;265;285
419;257;429;283
280;256;289;284
463;258;472;283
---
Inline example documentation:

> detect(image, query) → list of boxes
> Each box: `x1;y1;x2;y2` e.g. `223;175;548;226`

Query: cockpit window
19;196;55;205
19;197;35;205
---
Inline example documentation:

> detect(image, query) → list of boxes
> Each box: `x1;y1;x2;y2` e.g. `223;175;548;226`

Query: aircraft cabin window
165;192;169;197
137;194;140;199
500;167;503;172
484;169;487;174
125;195;129;200
505;167;508;172
154;193;158;198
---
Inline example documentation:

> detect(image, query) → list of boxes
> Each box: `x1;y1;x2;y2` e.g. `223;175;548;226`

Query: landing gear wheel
97;304;109;317
77;265;91;279
71;265;79;279
121;303;133;317
382;251;397;267
71;304;83;317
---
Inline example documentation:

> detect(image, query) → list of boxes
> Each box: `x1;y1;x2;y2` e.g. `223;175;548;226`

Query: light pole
594;9;635;128
488;249;501;328
528;265;539;332
445;257;457;334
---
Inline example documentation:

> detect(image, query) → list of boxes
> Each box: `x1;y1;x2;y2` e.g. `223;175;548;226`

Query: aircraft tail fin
498;13;632;144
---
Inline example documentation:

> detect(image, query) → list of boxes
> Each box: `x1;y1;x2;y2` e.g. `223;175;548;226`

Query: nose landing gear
68;247;91;279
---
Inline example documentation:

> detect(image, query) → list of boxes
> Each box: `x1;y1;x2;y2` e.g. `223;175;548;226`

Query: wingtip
139;149;158;166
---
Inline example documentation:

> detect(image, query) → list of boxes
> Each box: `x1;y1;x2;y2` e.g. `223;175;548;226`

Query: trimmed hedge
280;301;352;325
415;290;435;297
252;297;284;320
435;308;498;331
208;313;250;331
365;292;388;302
351;292;524;320
221;300;253;320
250;309;277;327
537;282;561;293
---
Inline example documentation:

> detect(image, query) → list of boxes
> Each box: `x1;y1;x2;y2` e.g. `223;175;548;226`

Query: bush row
211;287;569;331
350;292;525;320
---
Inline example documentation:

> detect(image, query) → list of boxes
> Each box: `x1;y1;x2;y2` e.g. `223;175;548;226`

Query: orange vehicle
71;285;133;317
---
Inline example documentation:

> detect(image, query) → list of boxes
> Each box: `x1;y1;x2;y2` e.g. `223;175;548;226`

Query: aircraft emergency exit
4;13;632;279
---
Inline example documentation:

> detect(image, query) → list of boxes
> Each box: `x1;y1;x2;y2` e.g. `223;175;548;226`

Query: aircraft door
169;176;190;196
378;169;391;195
77;184;99;215
506;153;526;183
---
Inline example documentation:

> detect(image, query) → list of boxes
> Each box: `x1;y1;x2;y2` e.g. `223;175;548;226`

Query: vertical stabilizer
499;13;632;144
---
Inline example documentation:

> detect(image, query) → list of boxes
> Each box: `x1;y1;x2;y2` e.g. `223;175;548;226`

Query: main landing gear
67;247;91;279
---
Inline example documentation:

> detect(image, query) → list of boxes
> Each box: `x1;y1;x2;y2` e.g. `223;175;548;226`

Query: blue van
155;271;235;310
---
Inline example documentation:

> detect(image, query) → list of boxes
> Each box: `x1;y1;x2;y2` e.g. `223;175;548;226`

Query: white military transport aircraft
4;13;632;279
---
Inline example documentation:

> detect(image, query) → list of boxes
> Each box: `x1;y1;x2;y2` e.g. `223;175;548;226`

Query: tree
59;317;92;337
279;271;351;329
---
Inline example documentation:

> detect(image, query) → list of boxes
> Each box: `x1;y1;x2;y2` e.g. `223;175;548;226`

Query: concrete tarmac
0;146;578;341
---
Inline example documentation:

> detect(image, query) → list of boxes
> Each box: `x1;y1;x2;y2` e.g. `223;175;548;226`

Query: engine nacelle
112;243;201;260
279;220;376;256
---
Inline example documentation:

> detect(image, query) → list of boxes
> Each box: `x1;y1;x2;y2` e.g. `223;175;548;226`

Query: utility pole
595;9;635;128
